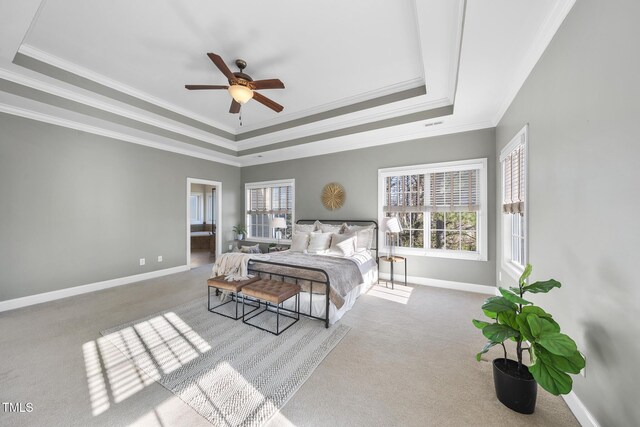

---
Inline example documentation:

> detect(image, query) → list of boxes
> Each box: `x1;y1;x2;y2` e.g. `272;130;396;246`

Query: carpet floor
100;299;349;426
0;266;579;426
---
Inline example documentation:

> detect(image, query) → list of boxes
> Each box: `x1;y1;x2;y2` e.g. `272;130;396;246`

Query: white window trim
244;179;295;244
206;193;214;224
500;124;529;280
378;158;488;261
189;192;203;224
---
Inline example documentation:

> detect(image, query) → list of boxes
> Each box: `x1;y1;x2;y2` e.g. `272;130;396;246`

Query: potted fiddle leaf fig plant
473;264;585;414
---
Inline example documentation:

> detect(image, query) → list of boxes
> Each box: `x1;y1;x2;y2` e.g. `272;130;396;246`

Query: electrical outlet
499;271;502;282
228;244;233;250
157;255;163;262
139;258;145;266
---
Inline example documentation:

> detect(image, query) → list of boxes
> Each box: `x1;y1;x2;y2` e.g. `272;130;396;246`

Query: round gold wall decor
321;182;345;210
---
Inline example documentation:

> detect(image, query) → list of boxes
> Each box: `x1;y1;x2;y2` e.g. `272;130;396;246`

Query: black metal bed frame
246;219;378;329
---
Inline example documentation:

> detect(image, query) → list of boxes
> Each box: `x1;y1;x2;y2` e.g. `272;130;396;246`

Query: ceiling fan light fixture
228;84;253;104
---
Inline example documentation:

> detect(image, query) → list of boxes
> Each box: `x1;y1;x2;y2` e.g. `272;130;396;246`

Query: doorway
187;178;222;268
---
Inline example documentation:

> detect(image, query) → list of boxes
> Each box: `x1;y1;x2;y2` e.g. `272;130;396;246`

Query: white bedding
280;266;377;324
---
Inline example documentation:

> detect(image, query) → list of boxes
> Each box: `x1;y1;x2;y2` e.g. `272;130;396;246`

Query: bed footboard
247;260;331;328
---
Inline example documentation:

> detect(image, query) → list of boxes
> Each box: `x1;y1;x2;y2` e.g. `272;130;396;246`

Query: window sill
387;247;487;261
502;260;525;282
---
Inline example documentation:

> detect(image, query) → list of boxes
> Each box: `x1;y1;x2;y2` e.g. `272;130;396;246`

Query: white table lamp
384;216;403;257
270;217;287;246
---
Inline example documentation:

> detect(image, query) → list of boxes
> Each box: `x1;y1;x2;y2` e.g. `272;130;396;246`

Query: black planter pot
493;358;537;414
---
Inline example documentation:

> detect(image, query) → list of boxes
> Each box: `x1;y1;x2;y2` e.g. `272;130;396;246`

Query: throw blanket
248;251;377;309
210;253;270;281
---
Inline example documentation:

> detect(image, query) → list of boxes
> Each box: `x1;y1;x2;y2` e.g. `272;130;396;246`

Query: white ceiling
0;0;576;165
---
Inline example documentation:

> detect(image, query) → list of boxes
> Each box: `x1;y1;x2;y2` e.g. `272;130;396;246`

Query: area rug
100;298;350;426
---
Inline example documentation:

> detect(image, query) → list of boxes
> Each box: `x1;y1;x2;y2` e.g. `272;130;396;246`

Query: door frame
186;177;222;268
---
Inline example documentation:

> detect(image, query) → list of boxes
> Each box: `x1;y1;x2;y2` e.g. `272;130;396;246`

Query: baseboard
562;391;600;427
0;265;190;313
378;273;495;295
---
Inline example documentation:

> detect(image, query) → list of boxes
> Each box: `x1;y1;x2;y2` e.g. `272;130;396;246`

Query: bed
247;219;379;327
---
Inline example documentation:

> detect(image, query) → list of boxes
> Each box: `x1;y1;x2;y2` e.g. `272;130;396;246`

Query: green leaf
483;309;497;319
527;313;543;338
521;305;553;318
497;310;518;330
472;319;490;330
529;356;573;395
519;264;533;286
523;279;561;294
482;323;520;342
509;286;521;294
534;345;585;374
481;296;518;314
538;333;578;357
516;313;535;342
476;341;498;361
499;287;532;305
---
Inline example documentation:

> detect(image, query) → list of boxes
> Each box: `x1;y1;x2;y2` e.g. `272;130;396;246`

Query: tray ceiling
0;0;575;165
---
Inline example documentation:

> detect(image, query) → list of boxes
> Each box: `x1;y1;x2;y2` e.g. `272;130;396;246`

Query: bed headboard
295;219;379;263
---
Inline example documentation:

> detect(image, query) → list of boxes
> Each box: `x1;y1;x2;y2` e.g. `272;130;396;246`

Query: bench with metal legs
241;279;301;336
207;276;260;320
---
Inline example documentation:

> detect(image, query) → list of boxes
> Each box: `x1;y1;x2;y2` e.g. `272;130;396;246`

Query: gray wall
0;113;241;301
242;128;497;286
496;0;640;424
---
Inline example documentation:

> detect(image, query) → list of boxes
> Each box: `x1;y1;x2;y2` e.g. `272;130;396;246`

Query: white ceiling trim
238;119;494;167
0;66;237;151
236;96;452;150
492;0;576;125
0;101;242;167
235;76;425;134
18;43;236;134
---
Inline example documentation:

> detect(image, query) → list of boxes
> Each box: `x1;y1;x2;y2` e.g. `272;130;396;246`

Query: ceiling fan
186;53;285;114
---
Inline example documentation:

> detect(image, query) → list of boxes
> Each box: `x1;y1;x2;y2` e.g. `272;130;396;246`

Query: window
189;193;203;224
379;159;488;260
245;179;295;242
500;125;528;277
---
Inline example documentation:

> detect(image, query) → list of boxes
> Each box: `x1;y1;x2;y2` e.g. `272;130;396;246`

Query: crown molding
0;102;241;167
238;120;494;166
0;66;237;151
235;77;425;134
492;0;576;125
18;44;236;134
236;96;452;150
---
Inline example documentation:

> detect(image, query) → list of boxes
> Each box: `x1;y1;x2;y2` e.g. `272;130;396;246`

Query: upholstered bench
241;279;301;335
207;276;260;320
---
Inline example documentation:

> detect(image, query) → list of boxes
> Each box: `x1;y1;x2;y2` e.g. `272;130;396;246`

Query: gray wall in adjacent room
242;128;497;287
0;113;241;302
495;0;640;425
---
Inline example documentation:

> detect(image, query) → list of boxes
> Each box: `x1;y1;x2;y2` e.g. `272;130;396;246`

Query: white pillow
290;233;310;252
307;232;333;254
345;224;375;250
328;232;356;257
317;221;345;233
294;223;316;233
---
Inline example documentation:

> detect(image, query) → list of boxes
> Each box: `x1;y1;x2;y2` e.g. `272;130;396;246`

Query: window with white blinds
379;159;488;261
245;179;295;241
502;140;525;214
500;125;528;274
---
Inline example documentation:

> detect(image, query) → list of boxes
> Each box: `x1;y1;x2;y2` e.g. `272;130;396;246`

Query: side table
378;256;407;290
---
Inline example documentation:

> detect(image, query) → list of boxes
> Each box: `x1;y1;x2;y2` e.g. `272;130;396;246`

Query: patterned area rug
101;299;350;426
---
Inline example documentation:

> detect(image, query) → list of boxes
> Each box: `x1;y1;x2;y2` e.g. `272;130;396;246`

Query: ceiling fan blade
207;53;237;83
250;79;285;90
185;84;229;90
252;91;284;113
229;99;241;114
